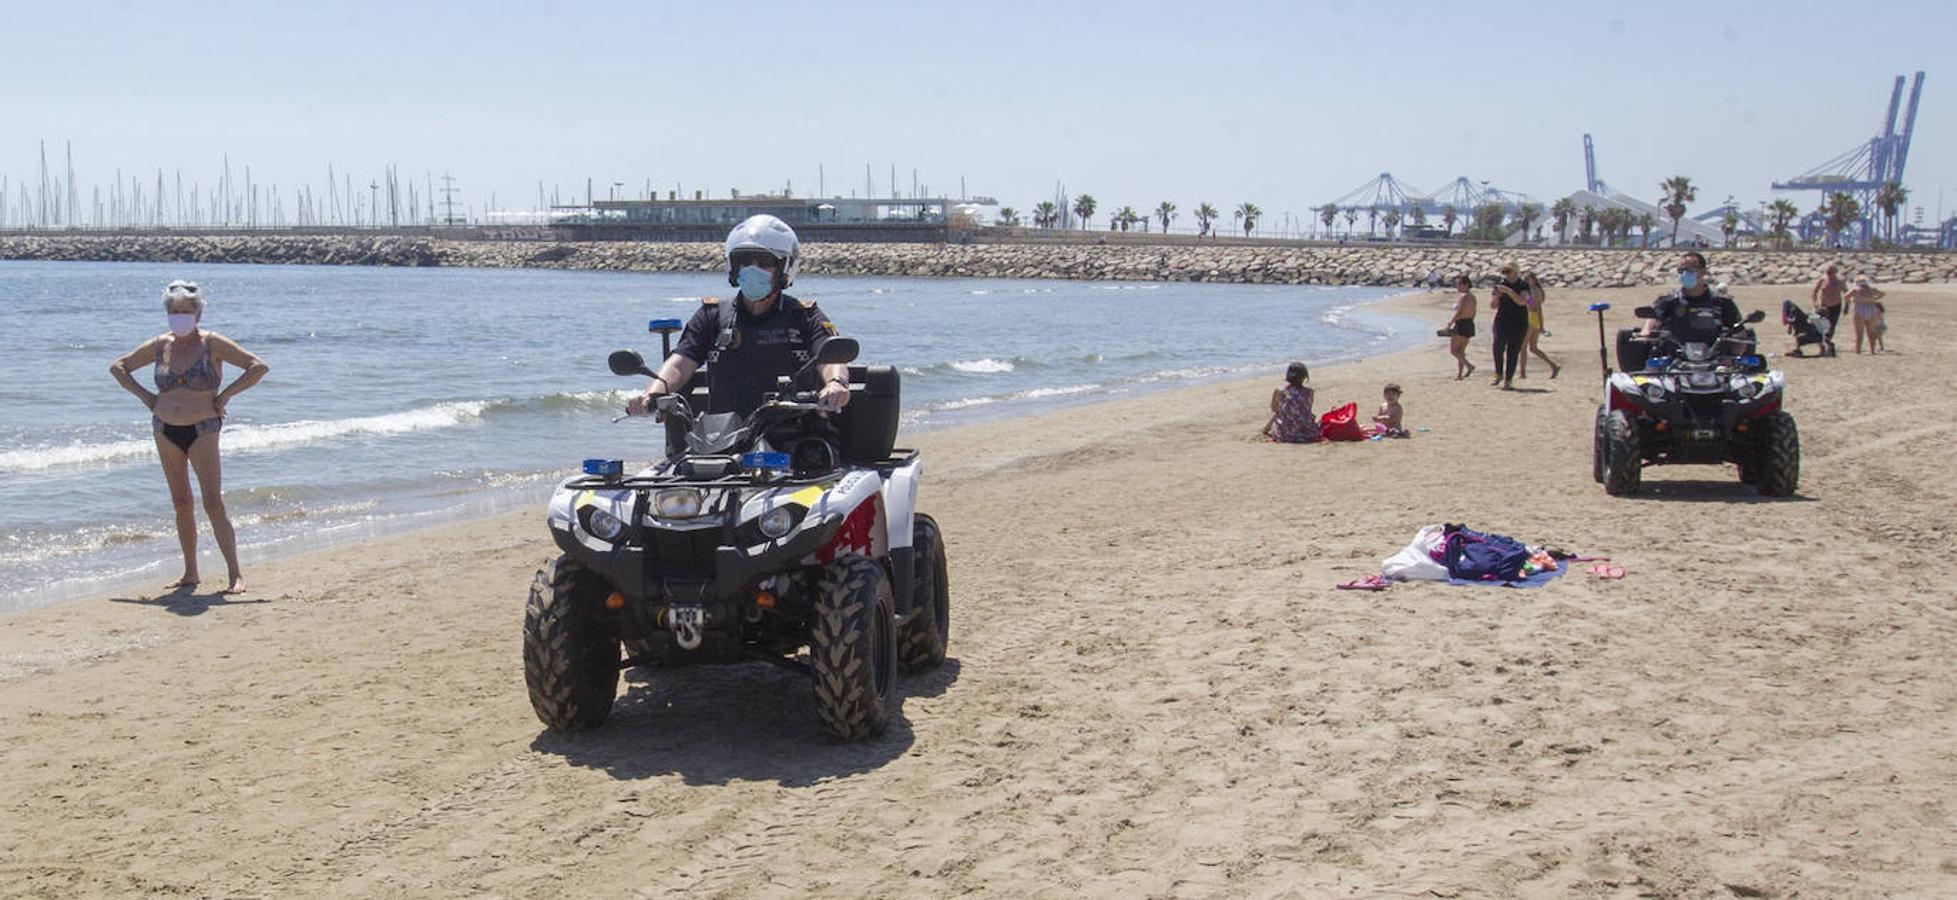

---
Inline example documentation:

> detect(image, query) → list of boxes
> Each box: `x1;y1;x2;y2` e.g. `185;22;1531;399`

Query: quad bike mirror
1633;306;1658;320
609;349;654;378
1744;309;1767;324
794;336;860;380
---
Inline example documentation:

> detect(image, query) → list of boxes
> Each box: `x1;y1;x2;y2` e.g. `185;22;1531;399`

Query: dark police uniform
671;293;839;416
1649;289;1742;347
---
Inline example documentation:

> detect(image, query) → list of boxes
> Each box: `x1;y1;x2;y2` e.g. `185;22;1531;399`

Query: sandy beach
3;282;1955;897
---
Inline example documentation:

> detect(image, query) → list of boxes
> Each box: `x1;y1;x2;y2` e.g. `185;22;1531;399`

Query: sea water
0;260;1422;609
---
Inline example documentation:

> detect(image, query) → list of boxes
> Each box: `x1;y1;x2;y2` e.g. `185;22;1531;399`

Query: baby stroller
1781;299;1835;357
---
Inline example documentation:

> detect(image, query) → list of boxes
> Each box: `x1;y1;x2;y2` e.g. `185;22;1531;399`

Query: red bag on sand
1319;402;1366;441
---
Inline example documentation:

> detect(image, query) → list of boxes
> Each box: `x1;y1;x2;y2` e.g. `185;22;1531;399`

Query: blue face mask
1678;270;1701;290
737;265;775;302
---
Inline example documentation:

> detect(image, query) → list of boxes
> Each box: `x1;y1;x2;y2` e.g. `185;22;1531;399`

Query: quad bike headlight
758;506;797;539
1641;381;1667;402
654;488;705;519
583;507;626;542
1732;376;1760;399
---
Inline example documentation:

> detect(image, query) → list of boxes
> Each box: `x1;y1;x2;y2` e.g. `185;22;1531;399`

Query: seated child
1262;361;1321;443
1367;383;1409;438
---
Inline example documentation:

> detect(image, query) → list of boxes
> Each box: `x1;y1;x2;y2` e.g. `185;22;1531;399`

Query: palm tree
1720;209;1739;247
1072;194;1097;230
1154;201;1178;234
1636;211;1656;248
1318;205;1338;236
1032;201;1058;229
996;206;1021;227
1194;202;1218;237
1470;202;1506;241
1550;197;1576;243
1875;181;1908;243
1114;205;1140;231
1577;207;1595;245
1824;191;1861;247
1235;202;1262;237
1381;209;1402;238
1659;175;1696;245
1342;207;1358;237
1410;205;1427;227
1767;199;1799;249
1366;205;1379;237
1441;205;1458;237
1510;203;1541;243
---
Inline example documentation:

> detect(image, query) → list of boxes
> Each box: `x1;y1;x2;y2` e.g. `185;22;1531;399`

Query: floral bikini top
154;338;220;393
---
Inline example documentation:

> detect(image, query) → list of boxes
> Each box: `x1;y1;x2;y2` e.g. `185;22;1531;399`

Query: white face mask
167;313;198;336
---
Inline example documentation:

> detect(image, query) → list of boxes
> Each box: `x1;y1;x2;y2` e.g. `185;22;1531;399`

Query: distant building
548;192;997;242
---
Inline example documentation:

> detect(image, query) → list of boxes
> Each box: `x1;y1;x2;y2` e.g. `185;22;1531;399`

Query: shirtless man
1810;264;1845;351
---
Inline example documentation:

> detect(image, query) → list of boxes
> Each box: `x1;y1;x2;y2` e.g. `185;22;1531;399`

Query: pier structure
1771;72;1925;246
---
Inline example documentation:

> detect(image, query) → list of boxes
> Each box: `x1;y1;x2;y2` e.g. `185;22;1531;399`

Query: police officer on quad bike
625;214;851;420
1640;250;1742;351
1594;249;1799;497
524;212;947;742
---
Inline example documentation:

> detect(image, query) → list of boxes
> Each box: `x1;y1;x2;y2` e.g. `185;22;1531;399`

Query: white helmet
724;214;801;290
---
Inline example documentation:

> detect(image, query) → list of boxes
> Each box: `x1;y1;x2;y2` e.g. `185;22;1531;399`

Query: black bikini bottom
154;416;222;453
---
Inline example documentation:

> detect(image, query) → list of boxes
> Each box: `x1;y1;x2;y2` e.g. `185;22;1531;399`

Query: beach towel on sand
1379;523;1568;587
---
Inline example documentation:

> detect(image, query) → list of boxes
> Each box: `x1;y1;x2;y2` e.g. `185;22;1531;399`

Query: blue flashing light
740;451;791;472
1737;355;1765;369
647;318;684;333
582;458;624;477
1587;302;1611;312
1645;356;1672;370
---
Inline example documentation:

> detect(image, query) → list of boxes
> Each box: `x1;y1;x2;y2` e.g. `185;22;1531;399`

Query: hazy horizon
5;0;1953;230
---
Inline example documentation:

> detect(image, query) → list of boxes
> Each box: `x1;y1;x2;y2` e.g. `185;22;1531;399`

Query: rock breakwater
3;233;1952;287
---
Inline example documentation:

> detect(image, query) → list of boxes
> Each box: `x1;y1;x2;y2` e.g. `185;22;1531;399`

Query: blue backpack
1442;524;1531;581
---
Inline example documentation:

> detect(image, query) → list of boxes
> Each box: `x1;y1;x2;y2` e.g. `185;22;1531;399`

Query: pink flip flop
1586;564;1626;580
1338;574;1392;591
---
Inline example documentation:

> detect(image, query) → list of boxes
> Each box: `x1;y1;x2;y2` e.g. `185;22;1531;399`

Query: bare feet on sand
165;575;199;591
222;575;248;595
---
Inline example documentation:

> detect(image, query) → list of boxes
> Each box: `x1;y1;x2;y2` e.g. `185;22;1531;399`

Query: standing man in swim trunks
110;280;269;594
1811;263;1845;353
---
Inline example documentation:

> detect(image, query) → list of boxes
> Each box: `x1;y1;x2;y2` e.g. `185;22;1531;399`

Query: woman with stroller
1440;274;1477;380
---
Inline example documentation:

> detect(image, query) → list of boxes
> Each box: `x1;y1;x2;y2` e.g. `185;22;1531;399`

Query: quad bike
524;323;949;741
1588;303;1800;497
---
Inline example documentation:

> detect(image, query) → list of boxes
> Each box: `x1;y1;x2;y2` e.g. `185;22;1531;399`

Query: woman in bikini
1518;271;1561;379
110;281;269;593
1846;275;1886;354
1441;274;1477;380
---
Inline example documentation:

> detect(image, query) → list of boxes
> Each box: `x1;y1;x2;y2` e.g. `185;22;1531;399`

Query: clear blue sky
5;0;1953;227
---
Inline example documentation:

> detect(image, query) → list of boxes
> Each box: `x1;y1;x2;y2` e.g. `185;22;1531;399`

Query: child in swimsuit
1369;383;1409;438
